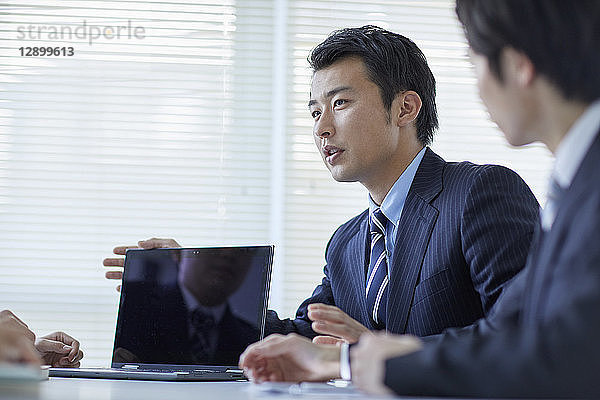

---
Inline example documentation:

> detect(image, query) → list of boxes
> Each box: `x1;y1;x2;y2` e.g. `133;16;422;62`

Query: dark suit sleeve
461;165;539;315
264;233;338;338
384;192;600;398
264;274;333;338
420;267;526;345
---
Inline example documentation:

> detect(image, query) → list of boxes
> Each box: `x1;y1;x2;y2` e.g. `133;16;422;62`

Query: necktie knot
370;208;388;236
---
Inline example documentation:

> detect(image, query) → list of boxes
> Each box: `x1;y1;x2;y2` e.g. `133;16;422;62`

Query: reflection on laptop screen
113;246;273;368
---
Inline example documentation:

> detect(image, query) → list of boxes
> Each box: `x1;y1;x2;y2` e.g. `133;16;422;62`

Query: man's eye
333;99;347;107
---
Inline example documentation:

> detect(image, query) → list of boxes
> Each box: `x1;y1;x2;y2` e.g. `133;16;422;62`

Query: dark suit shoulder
444;160;527;187
441;161;538;210
326;208;368;250
337;208;369;233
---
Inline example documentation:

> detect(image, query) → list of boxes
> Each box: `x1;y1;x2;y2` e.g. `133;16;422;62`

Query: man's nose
314;110;334;138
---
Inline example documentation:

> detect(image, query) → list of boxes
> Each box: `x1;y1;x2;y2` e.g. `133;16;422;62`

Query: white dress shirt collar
541;99;600;231
552;99;600;189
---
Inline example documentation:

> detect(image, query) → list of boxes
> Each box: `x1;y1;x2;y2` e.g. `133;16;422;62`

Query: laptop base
49;367;246;382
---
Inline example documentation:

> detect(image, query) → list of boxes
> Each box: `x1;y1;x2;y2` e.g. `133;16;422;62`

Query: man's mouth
322;145;344;164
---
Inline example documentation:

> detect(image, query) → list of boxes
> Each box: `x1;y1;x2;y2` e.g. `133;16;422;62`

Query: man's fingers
239;348;260;371
55;331;81;362
36;339;71;354
113;245;138;255
37;332;84;367
138;238;180;249
307;304;350;325
59;359;81;368
103;258;124;268
307;303;341;312
311;321;346;338
37;332;81;361
311;320;365;344
59;349;84;366
312;335;344;346
105;270;123;280
240;334;290;369
73;349;84;363
308;308;346;324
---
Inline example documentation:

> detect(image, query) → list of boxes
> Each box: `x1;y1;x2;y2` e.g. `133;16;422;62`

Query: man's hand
308;303;370;344
351;332;423;395
239;333;340;383
0;310;40;365
35;331;84;367
0;310;36;342
103;238;181;292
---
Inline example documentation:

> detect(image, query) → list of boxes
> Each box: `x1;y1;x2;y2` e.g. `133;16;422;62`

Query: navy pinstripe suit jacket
266;148;539;338
385;132;600;398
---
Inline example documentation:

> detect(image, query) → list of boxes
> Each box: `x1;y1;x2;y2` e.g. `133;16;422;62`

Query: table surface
0;377;396;400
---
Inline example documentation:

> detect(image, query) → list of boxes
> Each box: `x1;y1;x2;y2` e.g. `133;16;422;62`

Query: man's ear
502;47;536;88
393;91;422;127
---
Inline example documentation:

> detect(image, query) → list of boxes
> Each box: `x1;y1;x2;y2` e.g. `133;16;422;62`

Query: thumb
36;338;72;354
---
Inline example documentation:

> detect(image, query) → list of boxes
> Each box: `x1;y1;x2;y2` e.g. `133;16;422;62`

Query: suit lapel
385;148;443;332
351;212;371;325
524;131;600;322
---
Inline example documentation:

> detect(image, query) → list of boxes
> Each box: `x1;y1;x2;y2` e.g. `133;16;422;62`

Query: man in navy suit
106;27;538;345
264;26;538;342
239;1;600;398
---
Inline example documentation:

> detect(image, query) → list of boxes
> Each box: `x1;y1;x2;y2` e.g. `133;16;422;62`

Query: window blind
0;0;275;366
0;0;552;366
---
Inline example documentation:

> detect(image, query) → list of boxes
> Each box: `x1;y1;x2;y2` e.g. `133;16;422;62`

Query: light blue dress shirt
368;146;426;267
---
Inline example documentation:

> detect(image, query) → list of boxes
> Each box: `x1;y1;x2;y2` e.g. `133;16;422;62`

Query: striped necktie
366;208;389;328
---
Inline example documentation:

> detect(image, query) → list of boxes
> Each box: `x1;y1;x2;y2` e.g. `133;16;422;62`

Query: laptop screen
112;246;273;368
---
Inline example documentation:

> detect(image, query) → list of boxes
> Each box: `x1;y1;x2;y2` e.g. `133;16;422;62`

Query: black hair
456;0;600;103
308;25;438;146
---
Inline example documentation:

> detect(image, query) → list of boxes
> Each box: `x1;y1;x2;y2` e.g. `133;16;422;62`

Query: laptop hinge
122;365;140;369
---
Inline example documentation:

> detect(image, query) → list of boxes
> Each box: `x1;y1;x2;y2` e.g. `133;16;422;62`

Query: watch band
339;342;351;381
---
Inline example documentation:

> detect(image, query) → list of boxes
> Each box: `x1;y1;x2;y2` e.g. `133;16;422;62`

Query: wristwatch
339;342;351;381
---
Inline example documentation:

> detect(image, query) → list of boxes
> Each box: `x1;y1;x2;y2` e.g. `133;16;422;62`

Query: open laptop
50;245;274;381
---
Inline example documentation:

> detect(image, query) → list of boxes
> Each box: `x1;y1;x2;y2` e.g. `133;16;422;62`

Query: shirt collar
553;99;600;189
369;146;426;227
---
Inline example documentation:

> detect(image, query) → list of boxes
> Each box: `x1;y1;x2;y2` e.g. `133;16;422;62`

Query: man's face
470;50;536;147
309;57;402;187
178;253;250;307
